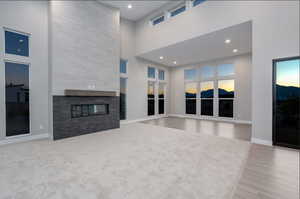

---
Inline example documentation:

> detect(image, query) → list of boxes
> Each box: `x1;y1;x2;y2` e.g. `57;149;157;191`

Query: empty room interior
0;1;299;199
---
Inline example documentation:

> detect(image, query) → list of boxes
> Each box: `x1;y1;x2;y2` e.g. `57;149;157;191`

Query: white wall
120;18;171;121
136;1;299;143
170;54;252;122
0;1;49;141
50;1;120;95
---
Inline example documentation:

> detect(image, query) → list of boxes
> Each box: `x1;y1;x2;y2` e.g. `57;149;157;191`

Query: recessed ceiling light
173;61;177;65
233;49;238;53
225;39;231;44
160;56;164;60
127;4;132;9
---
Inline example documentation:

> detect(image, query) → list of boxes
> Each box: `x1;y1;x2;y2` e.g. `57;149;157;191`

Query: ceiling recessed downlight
173;61;177;65
225;39;231;44
233;49;238;53
127;4;132;9
160;56;164;60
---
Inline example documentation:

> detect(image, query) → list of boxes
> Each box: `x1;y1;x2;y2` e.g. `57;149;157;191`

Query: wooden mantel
64;89;117;97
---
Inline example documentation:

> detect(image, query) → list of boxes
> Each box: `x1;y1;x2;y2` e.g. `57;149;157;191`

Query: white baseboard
168;114;252;125
0;133;50;146
251;138;273;146
121;115;168;125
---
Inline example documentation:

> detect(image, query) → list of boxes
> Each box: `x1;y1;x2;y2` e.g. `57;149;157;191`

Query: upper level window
200;66;215;79
152;15;164;26
170;5;186;17
193;0;206;7
184;69;197;81
158;69;165;80
217;64;234;76
148;67;156;79
5;30;29;57
120;59;127;74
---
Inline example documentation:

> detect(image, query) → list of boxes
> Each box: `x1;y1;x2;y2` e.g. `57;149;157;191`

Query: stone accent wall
53;96;119;140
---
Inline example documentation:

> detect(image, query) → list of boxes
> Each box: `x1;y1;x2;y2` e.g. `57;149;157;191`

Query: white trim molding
120;115;168;125
251;138;273;146
168;114;252;125
0;133;50;146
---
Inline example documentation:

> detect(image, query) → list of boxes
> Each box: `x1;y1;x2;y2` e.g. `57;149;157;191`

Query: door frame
272;56;300;149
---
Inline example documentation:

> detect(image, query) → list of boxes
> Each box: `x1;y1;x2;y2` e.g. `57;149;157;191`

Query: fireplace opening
71;104;109;118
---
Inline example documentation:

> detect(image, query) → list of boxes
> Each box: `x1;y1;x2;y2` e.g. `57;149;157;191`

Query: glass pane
148;81;155;98
159;83;165;99
201;99;213;116
217;64;234;76
219;99;234;117
218;80;234;98
275;58;300;147
120;77;127;120
193;0;206;7
186;99;196;114
5;62;30;136
153;15;164;25
200;66;214;79
148;67;156;79
185;82;197;98
184;69;197;81
5;30;29;57
120;59;127;74
159;69;165;80
159;99;165;114
171;5;186;17
200;81;214;98
148;99;155;116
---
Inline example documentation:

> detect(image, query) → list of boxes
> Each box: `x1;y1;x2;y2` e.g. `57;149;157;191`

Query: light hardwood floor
142;117;299;199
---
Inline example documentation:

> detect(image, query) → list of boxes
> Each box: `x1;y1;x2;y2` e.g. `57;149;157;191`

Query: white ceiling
99;1;173;21
138;21;252;67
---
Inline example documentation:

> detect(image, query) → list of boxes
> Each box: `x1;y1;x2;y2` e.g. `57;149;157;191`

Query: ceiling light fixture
233;49;238;53
160;56;164;60
173;61;177;65
225;39;231;44
127;4;132;9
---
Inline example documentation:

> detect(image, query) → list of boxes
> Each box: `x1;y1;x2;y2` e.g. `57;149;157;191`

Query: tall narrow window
185;82;197;114
158;83;166;114
158;69;165;81
5;30;29;57
5;62;30;136
120;59;127;74
218;80;234;117
148;67;156;79
120;77;127;120
200;81;214;116
148;81;156;116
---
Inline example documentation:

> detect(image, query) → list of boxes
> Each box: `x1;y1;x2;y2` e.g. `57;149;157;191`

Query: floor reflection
142;117;251;141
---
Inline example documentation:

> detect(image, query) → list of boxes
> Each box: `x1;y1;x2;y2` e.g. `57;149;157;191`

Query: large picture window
200;81;214;116
218;80;234;117
158;83;166;114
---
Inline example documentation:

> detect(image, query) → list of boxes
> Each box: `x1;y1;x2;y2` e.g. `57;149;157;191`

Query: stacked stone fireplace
53;90;119;140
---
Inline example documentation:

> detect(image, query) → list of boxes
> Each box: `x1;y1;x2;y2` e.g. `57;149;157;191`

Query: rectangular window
152;15;164;25
193;0;206;7
120;77;127;120
200;66;214;79
158;69;165;80
217;64;234;76
184;69;197;81
170;5;186;17
185;82;197;114
5;30;29;57
200;81;214;116
159;83;165;114
218;80;234;117
5;62;30;136
148;81;155;116
120;59;127;74
148;67;156;79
